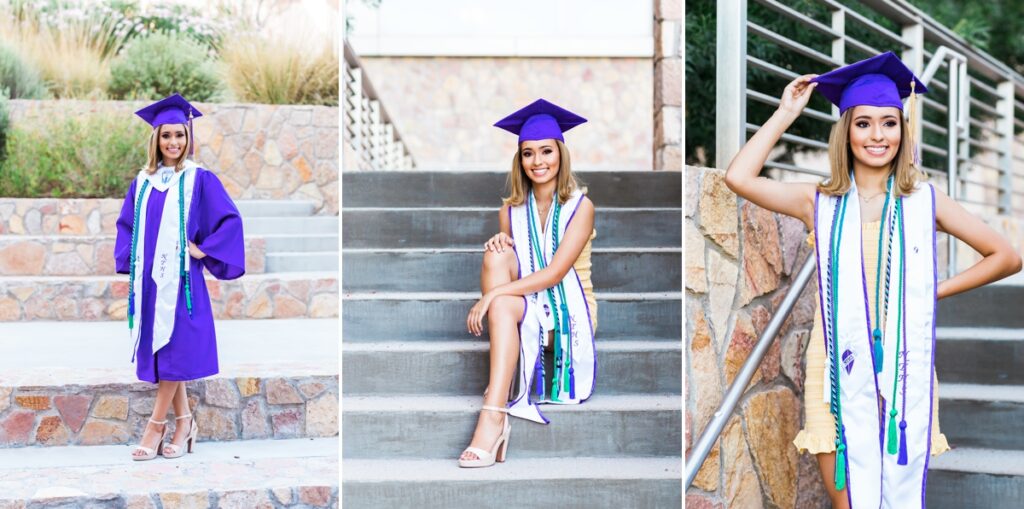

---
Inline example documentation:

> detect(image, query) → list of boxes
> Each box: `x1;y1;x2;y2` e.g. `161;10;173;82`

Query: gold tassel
906;80;921;168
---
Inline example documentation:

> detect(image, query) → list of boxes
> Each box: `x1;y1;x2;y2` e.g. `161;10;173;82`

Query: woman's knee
482;248;515;272
489;295;524;323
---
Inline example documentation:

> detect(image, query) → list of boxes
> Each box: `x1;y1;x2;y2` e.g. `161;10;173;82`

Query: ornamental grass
218;30;338;106
0;14;125;99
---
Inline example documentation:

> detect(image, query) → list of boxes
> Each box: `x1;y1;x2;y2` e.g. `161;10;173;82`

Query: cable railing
692;0;1024;491
343;40;415;171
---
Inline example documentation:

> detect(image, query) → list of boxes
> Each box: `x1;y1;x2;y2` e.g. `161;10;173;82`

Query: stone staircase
927;275;1024;507
341;171;683;508
0;197;338;504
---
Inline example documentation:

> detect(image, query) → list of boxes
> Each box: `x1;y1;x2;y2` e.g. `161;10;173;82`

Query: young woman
724;52;1020;507
459;99;598;468
115;94;245;461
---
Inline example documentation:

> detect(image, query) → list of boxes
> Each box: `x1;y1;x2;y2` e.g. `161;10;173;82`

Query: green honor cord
178;173;192;317
526;192;568;399
829;193;850;491
886;198;906;455
127;180;151;331
872;176;894;373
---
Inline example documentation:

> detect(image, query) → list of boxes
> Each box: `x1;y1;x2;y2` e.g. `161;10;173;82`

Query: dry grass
218;30;338;106
0;14;125;99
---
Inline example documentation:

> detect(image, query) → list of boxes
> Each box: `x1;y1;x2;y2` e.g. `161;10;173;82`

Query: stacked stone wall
685;166;829;509
7;100;339;214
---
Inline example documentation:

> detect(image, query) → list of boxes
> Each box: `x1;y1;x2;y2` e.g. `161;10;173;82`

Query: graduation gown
114;167;245;383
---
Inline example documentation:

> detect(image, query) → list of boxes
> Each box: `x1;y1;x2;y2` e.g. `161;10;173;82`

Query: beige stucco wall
358;56;653;171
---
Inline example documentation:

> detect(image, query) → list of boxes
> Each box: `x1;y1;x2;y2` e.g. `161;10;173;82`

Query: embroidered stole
129;162;197;358
507;189;596;424
814;182;936;508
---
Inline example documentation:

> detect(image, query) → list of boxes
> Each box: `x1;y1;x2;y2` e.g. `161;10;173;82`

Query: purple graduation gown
114;168;245;383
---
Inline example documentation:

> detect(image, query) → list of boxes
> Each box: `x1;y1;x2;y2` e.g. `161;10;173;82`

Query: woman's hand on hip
467;292;495;337
778;74;818;116
187;241;207;259
484;232;514;253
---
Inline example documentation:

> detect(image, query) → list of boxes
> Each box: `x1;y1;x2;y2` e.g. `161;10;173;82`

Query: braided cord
178;173;193;317
886;197;907;455
826;192;849;490
128;179;151;331
871;176;895;373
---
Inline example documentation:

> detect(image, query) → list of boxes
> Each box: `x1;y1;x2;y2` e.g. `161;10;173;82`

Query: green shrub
220;32;338;106
0;113;148;198
108;32;222;101
0;43;46;100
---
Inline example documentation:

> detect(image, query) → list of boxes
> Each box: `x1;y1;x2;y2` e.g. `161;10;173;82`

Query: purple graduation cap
134;93;204;157
494;98;587;144
811;52;927;114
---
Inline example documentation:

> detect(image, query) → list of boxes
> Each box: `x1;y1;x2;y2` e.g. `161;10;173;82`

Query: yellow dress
572;229;598;331
792;220;950;456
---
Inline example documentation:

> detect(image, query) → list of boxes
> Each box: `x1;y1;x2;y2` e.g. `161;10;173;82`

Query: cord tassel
886;408;899;454
568;367;575;399
834;442;847;491
872;328;883;373
560;304;570;334
897;420;908;465
534;354;544;397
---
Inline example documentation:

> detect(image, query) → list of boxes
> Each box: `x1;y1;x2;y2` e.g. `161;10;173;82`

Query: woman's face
848;105;902;169
520;139;560;185
158;124;188;164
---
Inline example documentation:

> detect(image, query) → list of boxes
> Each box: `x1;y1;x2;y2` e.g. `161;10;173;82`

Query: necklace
860;191;886;202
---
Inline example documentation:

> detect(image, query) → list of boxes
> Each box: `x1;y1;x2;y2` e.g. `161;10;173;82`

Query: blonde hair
502;139;581;206
818;108;924;197
143;123;191;175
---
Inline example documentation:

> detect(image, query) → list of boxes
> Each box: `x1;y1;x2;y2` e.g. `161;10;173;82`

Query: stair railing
343;40;416;171
685;254;816;489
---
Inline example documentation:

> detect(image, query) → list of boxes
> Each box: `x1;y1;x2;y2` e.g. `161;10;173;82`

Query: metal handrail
685;255;817;488
343;40;416;170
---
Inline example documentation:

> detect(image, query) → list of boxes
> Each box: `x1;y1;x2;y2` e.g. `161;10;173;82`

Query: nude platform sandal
131;418;167;461
458;405;511;468
161;413;198;459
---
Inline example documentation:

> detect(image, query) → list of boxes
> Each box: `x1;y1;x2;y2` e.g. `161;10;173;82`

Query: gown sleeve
194;170;245;280
114;178;138;274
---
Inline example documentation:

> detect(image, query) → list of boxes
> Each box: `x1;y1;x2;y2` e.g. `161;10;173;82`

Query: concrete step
267;251;339;272
0;437;337;504
927;447;1024;508
342;394;680;459
235;200;317;217
342;340;681;396
341;171;682;208
263;233;339;253
340;292;680;341
939;383;1024;450
0;235;268;276
0;319;338;447
341;248;680;293
244;216;338;235
0;272;338;321
938;279;1024;328
342;457;681;508
936;328;1024;385
341;208;681;249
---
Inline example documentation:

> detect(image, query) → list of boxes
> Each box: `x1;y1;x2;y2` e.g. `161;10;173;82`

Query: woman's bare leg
816;452;850;509
461;248;521;461
169;382;191;445
132;380;177;457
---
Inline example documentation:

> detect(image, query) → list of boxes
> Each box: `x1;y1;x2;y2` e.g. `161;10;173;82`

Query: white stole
814;182;936;508
130;161;198;356
507;189;596;424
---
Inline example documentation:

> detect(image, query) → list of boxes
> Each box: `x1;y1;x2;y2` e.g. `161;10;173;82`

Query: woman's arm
467;197;595;335
724;74;819;229
935;186;1023;299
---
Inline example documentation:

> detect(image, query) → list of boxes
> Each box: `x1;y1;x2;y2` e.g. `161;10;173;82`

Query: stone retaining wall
685;165;828;509
0;236;266;276
0;375;337;448
0;275;337;321
6;100;339;215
